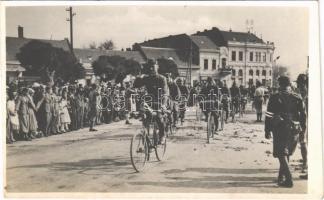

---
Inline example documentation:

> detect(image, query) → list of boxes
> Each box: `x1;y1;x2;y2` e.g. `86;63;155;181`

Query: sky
6;5;309;79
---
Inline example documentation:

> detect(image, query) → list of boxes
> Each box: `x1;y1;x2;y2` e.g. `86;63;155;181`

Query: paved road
6;108;307;194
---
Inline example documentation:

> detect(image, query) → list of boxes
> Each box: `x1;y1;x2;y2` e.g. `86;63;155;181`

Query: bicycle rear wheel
130;132;148;172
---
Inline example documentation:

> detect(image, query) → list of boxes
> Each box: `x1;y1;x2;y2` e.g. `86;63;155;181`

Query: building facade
195;27;275;87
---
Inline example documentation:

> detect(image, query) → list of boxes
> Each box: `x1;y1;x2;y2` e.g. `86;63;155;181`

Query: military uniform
265;90;307;158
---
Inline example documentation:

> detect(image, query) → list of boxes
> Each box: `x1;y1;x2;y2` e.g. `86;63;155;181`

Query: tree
92;55;141;82
272;65;290;87
89;41;97;49
157;57;179;78
98;39;115;50
16;40;85;86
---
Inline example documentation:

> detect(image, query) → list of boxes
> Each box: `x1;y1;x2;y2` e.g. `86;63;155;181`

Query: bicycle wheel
207;112;215;143
154;123;167;161
130;132;148;172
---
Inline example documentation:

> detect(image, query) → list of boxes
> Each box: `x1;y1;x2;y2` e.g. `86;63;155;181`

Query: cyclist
133;59;169;144
166;73;180;127
240;85;248;114
177;78;189;124
199;77;221;130
230;81;241;116
220;81;231;123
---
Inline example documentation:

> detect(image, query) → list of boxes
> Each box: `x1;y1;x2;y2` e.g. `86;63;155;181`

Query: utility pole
66;7;76;50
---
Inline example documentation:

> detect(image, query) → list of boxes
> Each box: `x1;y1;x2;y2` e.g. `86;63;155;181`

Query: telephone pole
66;7;76;50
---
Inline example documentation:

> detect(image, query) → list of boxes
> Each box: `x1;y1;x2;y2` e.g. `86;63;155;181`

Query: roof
190;35;219;50
194;27;264;46
73;48;145;64
139;46;199;69
6;63;25;72
220;30;264;44
6;36;71;61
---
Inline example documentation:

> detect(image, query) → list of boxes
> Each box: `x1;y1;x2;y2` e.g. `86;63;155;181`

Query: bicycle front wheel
130;132;148;172
154;123;167;161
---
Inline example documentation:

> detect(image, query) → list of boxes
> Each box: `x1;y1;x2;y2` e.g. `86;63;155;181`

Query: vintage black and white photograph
1;1;323;198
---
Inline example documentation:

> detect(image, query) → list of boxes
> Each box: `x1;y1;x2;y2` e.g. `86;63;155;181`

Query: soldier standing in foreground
265;76;306;187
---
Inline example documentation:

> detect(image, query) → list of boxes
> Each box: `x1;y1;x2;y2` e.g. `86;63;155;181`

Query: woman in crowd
27;88;39;139
60;90;71;133
7;89;19;143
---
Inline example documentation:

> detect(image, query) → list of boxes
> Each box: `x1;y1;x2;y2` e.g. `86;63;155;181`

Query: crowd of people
6;59;308;188
5;74;272;145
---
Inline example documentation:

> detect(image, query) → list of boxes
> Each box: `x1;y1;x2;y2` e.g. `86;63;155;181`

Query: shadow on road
8;156;135;176
130;167;279;190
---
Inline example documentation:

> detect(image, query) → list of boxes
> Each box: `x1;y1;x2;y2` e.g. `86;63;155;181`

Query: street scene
6;107;306;193
4;5;311;195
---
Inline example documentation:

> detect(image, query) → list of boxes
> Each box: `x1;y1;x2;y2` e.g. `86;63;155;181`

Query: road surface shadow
8;156;134;175
130;167;280;190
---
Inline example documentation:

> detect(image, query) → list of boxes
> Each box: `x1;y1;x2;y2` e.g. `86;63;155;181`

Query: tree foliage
98;39;115;50
92;55;141;83
16;40;85;86
89;41;97;49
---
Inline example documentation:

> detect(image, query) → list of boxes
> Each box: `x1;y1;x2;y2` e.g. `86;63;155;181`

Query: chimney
18;26;24;38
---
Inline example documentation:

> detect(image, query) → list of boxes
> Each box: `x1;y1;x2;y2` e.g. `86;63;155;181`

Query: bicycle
130;104;167;172
200;100;220;144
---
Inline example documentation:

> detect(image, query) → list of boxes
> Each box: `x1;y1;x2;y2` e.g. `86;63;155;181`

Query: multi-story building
195;27;275;87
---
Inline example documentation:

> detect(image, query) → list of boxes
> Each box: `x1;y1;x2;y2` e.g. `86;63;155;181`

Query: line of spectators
6;80;138;144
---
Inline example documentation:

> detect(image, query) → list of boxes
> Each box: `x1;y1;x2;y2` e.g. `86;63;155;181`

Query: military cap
278;76;291;87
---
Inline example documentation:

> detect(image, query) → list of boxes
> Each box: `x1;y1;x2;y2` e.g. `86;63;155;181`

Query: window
231;51;236;61
270;53;273;62
222;58;226;68
269;70;272;76
232;69;236;76
256;70;260;76
263;53;266;62
239;51;243;61
212;59;216;70
249;69;253;76
204;59;208;70
238;69;243;76
262;70;266;76
250;52;253;61
255;52;261;62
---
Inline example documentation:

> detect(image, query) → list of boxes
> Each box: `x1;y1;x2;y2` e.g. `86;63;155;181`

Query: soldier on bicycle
133;59;169;144
220;81;231;123
199;77;221;131
177;78;189;124
230;81;241;117
166;73;181;127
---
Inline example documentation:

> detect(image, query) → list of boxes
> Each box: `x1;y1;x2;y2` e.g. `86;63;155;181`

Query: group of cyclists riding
130;59;251;171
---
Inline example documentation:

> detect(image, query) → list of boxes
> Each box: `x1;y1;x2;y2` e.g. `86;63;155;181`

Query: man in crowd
254;80;265;122
88;83;99;132
265;76;306;187
296;73;308;179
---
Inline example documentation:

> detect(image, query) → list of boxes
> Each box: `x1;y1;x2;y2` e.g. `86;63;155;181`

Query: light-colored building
195;27;275;87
